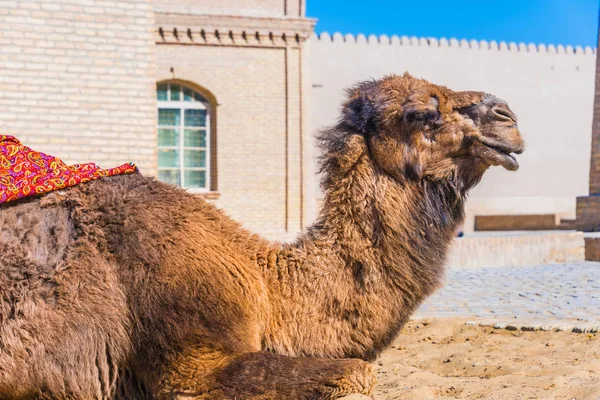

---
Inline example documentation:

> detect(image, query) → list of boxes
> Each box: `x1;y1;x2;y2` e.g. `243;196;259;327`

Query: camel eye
403;109;441;128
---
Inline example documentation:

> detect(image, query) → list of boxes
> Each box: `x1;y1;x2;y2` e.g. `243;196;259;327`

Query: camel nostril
490;106;517;123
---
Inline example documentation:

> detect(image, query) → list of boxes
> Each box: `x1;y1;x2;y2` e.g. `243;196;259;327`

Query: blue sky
307;0;599;48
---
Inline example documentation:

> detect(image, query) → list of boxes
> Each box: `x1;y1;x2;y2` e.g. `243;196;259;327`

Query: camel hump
0;198;73;273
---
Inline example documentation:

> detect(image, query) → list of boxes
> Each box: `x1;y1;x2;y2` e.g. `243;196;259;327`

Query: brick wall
152;0;305;17
309;34;596;230
0;0;157;174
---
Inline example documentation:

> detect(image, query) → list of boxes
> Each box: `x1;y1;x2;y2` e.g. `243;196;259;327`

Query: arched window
156;82;215;191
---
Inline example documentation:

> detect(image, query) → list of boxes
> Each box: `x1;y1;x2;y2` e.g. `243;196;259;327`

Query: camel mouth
478;138;522;171
484;144;519;171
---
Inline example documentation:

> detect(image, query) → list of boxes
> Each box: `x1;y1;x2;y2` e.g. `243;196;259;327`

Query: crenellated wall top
312;32;596;55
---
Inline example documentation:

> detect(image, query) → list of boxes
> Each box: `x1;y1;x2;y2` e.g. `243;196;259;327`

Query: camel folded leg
157;348;376;400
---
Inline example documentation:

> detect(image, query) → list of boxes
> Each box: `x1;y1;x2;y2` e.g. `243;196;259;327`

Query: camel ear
402;94;441;130
342;81;379;134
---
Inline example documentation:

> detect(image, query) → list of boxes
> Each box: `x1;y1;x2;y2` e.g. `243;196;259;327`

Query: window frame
157;82;214;193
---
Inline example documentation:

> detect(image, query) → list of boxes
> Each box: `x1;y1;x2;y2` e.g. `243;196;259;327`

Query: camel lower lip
498;151;519;171
485;144;519;171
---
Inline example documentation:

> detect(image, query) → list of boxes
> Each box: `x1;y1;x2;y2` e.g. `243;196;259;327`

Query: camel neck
264;154;465;360
313;155;464;280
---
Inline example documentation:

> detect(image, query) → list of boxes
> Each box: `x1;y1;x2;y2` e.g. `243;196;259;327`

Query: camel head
330;73;524;193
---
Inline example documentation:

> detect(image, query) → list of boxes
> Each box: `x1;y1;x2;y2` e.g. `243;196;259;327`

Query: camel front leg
156;348;376;400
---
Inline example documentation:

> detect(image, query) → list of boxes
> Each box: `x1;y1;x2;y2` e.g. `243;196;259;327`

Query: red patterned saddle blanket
0;135;138;204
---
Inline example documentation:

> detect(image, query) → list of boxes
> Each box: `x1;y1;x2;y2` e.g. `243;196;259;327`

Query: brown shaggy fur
0;74;523;399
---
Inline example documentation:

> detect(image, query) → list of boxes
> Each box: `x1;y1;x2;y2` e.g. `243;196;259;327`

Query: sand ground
360;319;600;400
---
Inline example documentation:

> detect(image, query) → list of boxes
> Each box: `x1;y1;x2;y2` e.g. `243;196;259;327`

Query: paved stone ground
414;262;600;332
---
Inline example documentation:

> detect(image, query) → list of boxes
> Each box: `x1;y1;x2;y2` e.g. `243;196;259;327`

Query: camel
0;74;523;399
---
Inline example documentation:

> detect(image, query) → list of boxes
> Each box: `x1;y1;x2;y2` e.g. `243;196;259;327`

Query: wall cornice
155;12;316;48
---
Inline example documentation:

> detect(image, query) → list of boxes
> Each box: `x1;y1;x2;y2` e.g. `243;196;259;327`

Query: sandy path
362;319;600;400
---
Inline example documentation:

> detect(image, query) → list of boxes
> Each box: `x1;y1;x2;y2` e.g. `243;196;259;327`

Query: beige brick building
154;2;313;239
0;0;314;240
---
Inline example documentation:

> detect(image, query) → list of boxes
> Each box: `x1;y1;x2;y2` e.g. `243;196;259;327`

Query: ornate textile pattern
0;135;138;204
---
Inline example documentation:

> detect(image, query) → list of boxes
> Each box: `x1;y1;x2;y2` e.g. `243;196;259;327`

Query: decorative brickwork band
155;13;315;48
